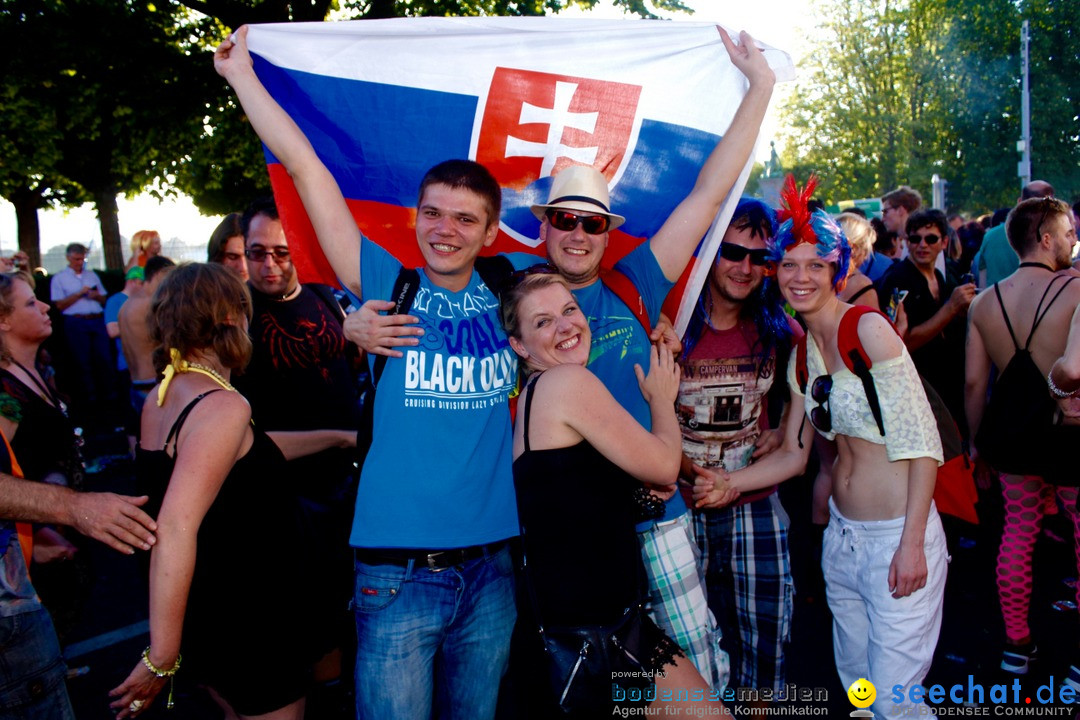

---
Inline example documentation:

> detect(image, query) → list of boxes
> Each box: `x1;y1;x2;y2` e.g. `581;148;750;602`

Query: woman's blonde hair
836;213;874;271
151;263;252;373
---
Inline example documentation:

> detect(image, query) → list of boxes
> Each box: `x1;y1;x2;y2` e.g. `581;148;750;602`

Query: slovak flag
246;18;793;333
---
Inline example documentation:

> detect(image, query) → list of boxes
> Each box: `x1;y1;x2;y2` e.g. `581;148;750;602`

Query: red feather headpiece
776;174;819;248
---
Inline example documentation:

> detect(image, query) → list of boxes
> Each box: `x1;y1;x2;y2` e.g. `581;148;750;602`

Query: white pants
824;499;948;718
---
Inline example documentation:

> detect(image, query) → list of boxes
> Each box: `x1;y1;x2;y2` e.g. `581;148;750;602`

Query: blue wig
766;175;851;291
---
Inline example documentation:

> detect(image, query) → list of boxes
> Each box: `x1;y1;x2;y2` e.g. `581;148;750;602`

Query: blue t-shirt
572;243;686;522
351;237;535;549
104;291;128;371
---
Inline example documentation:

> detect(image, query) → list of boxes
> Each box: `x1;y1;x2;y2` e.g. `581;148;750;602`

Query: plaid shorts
638;512;730;690
694;493;793;692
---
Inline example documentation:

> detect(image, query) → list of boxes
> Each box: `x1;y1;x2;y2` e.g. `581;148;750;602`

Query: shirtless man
117;257;175;414
966;196;1080;683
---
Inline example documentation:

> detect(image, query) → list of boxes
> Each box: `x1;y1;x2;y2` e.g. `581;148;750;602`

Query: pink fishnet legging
997;474;1080;643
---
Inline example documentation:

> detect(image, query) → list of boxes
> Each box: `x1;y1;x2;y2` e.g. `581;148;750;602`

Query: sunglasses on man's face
246;246;292;263
718;242;770;266
546;209;611;235
907;233;941;246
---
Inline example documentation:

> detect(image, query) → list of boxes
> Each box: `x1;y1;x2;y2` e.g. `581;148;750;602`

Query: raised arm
649;28;775;281
109;394;250;717
214;26;362;297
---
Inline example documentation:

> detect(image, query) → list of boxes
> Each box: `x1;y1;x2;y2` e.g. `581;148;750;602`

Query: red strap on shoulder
600;268;651;335
795;334;809;394
837;305;895;375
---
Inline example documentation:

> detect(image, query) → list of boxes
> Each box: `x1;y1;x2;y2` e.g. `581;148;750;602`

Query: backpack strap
837;305;890;436
991;283;1021;352
795;333;809;395
306;282;347;323
475;255;515;300
371;267;422;388
600;268;652;335
1025;275;1078;351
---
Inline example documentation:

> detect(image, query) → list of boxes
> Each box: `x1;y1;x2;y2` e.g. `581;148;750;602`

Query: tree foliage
1;0;215;268
778;0;1078;213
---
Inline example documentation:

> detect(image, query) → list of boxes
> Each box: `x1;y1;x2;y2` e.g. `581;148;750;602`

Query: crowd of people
1;20;1080;720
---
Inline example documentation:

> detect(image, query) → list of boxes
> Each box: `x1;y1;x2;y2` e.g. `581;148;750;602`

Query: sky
0;0;816;269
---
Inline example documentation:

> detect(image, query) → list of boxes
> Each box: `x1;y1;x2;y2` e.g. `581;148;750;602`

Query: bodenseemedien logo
848;678;876;718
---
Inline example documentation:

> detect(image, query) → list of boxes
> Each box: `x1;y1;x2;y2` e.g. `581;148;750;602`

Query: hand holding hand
691;465;739;509
343;300;423;358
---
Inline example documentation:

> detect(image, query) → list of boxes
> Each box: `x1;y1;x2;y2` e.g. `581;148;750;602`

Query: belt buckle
425;552;450;572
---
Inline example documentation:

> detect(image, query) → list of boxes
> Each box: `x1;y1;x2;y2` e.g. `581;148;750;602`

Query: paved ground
55;434;1080;719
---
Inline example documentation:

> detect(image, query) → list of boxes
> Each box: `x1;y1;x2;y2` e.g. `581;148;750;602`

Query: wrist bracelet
141;647;181;710
1047;369;1079;399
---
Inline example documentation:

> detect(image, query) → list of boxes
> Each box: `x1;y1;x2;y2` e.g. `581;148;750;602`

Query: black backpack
974;275;1079;483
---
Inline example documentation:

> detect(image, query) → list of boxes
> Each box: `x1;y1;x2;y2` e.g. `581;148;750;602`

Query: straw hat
530;165;626;230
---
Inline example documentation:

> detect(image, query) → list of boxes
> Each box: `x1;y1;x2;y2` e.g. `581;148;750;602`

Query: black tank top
512;373;645;627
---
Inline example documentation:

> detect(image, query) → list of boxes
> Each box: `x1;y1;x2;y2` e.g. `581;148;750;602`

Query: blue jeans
353;545;516;720
0;607;75;720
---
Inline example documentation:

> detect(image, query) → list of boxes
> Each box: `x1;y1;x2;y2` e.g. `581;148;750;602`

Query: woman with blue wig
692;176;947;717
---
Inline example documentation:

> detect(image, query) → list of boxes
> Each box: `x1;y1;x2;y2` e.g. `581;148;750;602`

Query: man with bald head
973;180;1056;288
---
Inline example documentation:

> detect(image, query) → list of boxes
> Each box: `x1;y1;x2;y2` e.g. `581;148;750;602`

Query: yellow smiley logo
847;678;876;708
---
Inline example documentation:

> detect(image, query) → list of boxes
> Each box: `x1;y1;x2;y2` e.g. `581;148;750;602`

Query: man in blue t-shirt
354;30;777;692
218;29;539;719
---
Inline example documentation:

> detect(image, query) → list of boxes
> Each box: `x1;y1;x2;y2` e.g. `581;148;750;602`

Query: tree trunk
93;188;123;271
9;186;43;268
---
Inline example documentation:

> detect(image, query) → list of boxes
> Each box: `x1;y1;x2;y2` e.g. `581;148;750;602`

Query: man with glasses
231;196;362;711
880;186;922;242
878;208;975;432
972;180;1056;288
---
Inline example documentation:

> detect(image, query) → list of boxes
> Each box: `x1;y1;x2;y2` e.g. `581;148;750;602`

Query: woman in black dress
109;264;352;719
503;270;725;716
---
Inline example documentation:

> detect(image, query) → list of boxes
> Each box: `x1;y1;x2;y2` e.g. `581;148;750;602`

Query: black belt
356;540;507;571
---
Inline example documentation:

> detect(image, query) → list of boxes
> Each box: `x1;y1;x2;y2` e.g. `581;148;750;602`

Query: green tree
1;0;214;269
776;0;1077;213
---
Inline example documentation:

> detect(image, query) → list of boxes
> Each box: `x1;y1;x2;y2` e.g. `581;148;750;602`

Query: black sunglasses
718;243;770;266
907;233;941;246
1035;196;1059;239
809;375;832;433
507;263;559;287
546;209;611;235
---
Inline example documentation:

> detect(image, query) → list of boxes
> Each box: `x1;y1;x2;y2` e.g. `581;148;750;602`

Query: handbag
539;604;650;714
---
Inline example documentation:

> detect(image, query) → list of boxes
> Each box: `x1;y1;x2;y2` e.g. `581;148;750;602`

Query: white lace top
788;333;943;465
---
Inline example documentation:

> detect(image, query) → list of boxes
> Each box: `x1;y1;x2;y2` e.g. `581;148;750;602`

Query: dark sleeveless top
136;391;318;689
512;373;645;627
0;367;83;487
